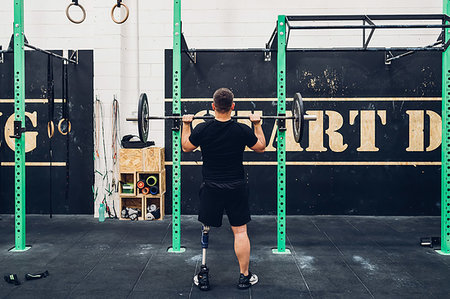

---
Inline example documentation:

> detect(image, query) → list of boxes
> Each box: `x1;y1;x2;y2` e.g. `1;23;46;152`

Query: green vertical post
441;0;450;255
273;15;290;254
10;0;29;252
168;0;184;253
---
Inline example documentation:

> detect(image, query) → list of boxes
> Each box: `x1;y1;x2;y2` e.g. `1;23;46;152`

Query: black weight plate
292;93;304;143
138;93;149;142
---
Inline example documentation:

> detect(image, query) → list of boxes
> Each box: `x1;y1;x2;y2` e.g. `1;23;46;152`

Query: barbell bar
126;92;316;143
127;115;316;120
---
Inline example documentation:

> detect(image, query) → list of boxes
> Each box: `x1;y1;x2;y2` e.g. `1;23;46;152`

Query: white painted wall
0;0;443;216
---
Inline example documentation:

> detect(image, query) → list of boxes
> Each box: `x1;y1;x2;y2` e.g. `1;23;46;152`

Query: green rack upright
168;0;185;253
441;0;450;255
273;15;290;254
10;0;30;252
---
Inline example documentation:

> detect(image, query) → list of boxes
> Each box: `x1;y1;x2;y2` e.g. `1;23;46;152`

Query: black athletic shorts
198;180;251;227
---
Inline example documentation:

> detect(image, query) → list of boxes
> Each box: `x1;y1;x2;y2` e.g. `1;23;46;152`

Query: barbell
126;92;316;143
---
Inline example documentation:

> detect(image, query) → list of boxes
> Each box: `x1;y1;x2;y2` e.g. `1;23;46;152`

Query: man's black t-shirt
189;119;258;183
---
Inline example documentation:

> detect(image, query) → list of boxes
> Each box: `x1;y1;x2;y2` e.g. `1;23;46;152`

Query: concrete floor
0;214;448;298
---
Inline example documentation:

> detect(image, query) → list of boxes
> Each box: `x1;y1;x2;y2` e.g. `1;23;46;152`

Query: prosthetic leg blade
194;225;211;291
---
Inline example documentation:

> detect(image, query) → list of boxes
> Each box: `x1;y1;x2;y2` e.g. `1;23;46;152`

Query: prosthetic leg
193;225;210;291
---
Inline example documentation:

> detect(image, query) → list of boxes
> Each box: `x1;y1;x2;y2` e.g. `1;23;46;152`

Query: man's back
189;119;257;182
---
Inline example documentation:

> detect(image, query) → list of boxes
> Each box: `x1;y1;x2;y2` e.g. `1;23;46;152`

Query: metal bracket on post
69;50;79;64
10;121;25;139
264;26;278;62
362;16;375;49
7;33;28;52
181;33;196;64
172;114;181;130
277;115;286;131
264;49;271;62
384;51;392;65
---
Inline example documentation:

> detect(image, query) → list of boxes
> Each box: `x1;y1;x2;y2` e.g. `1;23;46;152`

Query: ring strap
47;56;55;138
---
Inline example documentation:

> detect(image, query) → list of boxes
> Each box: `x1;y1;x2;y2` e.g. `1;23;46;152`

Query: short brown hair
213;88;234;113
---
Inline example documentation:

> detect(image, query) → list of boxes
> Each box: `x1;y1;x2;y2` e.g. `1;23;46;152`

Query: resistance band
47;56;54;218
146;175;157;186
63;61;70;210
58;61;71;135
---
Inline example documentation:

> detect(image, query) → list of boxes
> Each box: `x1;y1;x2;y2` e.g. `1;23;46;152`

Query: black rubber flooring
0;215;448;298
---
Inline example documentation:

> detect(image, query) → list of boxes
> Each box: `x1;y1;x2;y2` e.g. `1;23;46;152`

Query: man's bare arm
249;115;266;153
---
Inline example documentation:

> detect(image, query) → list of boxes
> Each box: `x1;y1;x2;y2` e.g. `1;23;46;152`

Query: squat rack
8;0;77;252
170;0;450;255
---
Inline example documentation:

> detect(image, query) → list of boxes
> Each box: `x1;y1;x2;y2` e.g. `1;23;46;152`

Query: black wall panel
0;50;94;214
163;50;441;216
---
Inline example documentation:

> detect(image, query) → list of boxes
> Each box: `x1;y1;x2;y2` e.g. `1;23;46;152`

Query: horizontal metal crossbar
178;14;449;60
182;47;443;52
285;47;444;52
286;14;448;21
288;24;450;30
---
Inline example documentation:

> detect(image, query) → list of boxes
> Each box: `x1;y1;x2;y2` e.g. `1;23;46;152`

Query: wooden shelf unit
144;194;165;221
136;169;166;196
119;147;165;221
119;172;136;196
119;197;145;221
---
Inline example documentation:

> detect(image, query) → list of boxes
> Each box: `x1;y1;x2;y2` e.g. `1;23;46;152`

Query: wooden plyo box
136;169;166;196
144;194;165;221
119;197;145;221
119;147;164;173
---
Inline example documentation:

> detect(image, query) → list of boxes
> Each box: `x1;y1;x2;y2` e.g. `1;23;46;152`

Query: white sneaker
237;272;258;289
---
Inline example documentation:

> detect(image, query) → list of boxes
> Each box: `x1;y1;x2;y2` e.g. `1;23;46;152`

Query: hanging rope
94;98;101;160
112;96;119;165
93;96;118;219
93;96;102;204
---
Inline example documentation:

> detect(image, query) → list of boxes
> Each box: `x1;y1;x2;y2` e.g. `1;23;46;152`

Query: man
181;87;266;290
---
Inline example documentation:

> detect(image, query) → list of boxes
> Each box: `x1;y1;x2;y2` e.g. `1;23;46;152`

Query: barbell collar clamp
304;115;317;121
172;114;181;131
10;120;26;139
277;115;286;131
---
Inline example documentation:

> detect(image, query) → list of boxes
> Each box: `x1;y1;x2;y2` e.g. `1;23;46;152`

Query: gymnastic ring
66;2;87;24
146;175;158;186
111;3;129;24
58;118;72;135
47;121;55;139
142;187;150;195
